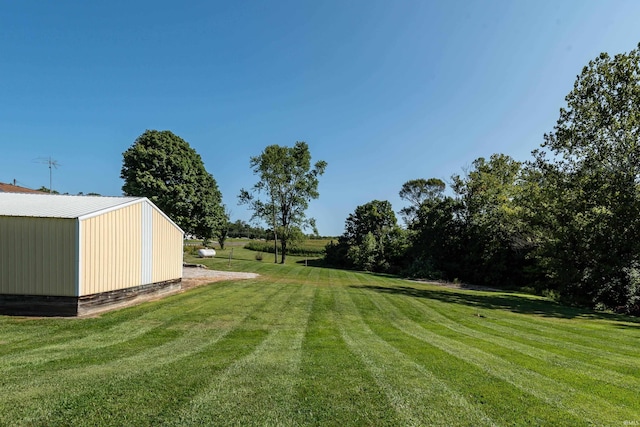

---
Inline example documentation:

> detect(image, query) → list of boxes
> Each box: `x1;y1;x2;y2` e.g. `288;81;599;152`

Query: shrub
402;257;443;281
184;244;205;256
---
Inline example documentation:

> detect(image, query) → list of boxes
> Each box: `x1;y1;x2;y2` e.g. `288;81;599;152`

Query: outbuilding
0;193;184;316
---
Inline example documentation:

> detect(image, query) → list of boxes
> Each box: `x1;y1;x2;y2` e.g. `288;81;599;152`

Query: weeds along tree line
326;44;640;315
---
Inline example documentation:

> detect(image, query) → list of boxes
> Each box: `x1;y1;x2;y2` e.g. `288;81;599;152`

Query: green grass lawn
1;252;639;426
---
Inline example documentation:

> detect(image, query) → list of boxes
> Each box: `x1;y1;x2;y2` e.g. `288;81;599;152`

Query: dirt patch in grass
407;279;499;292
181;266;259;290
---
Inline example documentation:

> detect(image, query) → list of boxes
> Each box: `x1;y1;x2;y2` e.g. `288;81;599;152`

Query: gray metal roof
0;193;143;219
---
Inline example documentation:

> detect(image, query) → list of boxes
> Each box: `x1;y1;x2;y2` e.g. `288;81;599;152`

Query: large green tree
408;195;465;280
399;178;446;225
340;200;406;272
530;44;640;311
405;156;530;285
238;141;327;264
451;154;531;286
121;130;224;240
343;200;398;247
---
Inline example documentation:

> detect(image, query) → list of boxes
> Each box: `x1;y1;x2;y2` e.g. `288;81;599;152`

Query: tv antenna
35;156;61;193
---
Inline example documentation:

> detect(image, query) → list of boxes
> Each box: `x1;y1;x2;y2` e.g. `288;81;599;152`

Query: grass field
0;249;639;426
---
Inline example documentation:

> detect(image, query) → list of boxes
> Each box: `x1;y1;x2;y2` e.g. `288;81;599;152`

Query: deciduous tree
399;178;446;225
121;130;224;240
530;44;640;311
239;142;326;263
216;208;231;250
451;154;530;286
341;200;406;272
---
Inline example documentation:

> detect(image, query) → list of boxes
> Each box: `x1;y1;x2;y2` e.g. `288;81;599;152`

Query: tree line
326;44;640;315
119;43;640;315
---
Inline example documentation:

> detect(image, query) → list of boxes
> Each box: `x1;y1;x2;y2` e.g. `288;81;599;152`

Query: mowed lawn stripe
169;281;314;425
361;276;640;349
358;285;636;425
0;279;281;379
0;319;167;373
356;279;640;373
333;285;496;426
447;297;640;355
410;293;640;395
0;280;289;425
2;258;640;426
456;305;640;374
294;285;401;426
0;280;247;368
350;289;586;426
27;328;268;426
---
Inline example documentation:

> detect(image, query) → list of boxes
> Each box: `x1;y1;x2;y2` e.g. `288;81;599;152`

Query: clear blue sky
2;1;640;236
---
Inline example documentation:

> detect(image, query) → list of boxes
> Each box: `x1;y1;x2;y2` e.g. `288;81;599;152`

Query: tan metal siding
80;203;142;296
0;217;76;296
151;207;183;283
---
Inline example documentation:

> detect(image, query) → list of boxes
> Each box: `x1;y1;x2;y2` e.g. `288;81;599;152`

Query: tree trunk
272;201;278;263
273;228;278;263
280;239;287;264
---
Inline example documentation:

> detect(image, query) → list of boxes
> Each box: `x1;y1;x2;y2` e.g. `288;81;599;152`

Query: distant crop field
1;255;638;426
186;237;333;250
244;238;331;256
302;237;335;248
184;237;250;247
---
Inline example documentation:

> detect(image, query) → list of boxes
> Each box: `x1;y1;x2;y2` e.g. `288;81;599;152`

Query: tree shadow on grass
295;258;332;268
353;283;640;327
